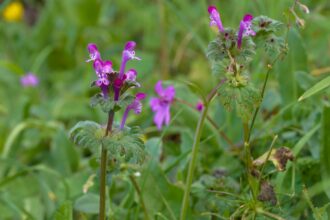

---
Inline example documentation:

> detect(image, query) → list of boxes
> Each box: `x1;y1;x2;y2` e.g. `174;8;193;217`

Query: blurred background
0;0;329;219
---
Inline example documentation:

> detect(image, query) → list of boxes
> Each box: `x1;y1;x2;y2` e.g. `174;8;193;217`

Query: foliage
0;0;329;219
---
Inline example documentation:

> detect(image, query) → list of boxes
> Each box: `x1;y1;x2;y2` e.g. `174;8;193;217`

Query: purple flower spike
237;14;256;49
119;41;141;79
196;101;204;112
20;73;39;87
120;92;146;129
86;43;101;62
150;81;175;130
208;6;224;32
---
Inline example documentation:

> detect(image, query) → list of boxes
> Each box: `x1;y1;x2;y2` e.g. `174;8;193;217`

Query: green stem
180;80;225;220
243;123;257;200
180;104;209;220
248;57;281;143
99;110;114;220
175;97;235;148
129;175;150;220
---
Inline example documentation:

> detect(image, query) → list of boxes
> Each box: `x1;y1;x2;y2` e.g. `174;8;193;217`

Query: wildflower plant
70;41;146;220
179;5;288;220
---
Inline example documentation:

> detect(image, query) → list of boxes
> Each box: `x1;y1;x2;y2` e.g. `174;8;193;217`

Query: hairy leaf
218;82;261;122
103;126;146;165
90;93;135;113
69;121;102;150
253;16;283;33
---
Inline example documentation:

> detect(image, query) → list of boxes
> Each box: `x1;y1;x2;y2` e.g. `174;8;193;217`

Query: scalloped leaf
218;82;261;122
264;34;287;58
90;93;135;113
90;94;115;113
69;121;102;150
103;126;146;165
253;16;283;33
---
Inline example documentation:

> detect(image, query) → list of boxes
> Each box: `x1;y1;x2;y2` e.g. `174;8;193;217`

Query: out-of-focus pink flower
120;93;146;129
208;6;224;32
196;101;204;112
150;81;175;130
20;73;39;87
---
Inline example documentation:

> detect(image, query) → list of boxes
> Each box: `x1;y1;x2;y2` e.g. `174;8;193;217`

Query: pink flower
150;81;175;130
237;14;256;49
93;58;113;98
120;93;146;129
196;101;204;112
208;6;224;32
119;41;141;79
86;43;101;62
20;73;39;87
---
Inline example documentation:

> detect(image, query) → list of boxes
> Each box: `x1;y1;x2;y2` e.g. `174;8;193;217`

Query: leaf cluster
69;121;146;167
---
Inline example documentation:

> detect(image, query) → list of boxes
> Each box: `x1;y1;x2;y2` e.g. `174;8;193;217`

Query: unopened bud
296;18;305;29
297;2;310;14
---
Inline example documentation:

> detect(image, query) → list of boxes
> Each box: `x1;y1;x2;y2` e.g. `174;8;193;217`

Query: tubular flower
20;73;39;87
119;41;141;79
86;43;101;62
196;101;204;112
208;6;224;32
237;14;256;49
125;69;140;87
150;81;175;130
120;93;146;129
93;59;113;98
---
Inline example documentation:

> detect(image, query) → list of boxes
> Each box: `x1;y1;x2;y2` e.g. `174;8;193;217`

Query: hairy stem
129;175;150;220
180;80;225;220
99;110;115;220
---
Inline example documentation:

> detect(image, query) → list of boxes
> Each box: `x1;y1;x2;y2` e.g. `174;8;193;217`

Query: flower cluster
208;6;255;48
87;42;145;129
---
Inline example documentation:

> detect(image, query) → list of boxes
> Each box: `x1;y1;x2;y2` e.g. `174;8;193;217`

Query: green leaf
321;106;330;198
90;93;135;113
103;126;146;165
264;34;286;58
69;121;103;150
298;75;330;101
218;82;261;122
253;16;283;33
74;193;100;214
276;28;307;105
55;201;73;220
117;94;135;111
90;94;115;113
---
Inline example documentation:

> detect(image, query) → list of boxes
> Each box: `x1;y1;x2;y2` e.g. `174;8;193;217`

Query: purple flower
120;93;146;129
196;101;204;112
150;81;175;130
119;41;141;79
93;59;113;98
20;73;39;87
208;6;224;32
125;69;140;87
86;43;101;62
237;14;256;49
